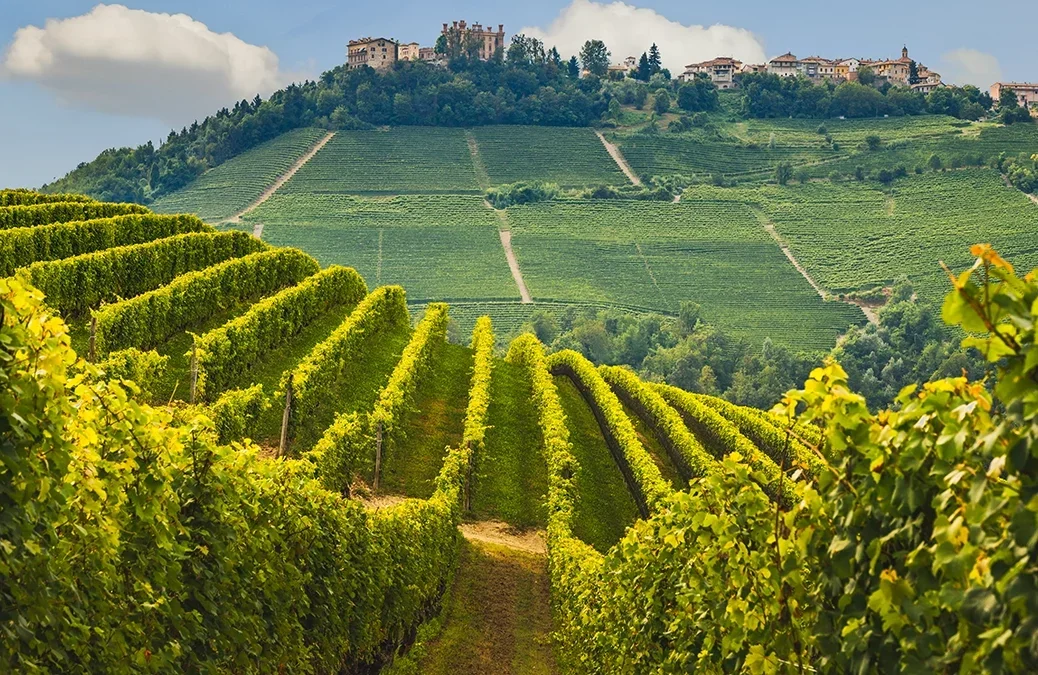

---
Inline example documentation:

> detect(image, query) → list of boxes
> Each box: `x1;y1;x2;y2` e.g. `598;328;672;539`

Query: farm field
506;199;865;349
279;128;482;194
470;126;628;187
151;128;327;221
246;193;518;302
754;169;1038;302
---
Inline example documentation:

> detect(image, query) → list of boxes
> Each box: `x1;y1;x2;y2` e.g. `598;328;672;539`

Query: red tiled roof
770;52;798;63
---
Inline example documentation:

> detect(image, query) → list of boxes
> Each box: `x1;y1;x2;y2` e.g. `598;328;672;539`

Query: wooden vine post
189;342;199;404
278;373;293;458
464;440;473;511
88;316;97;363
373;421;384;491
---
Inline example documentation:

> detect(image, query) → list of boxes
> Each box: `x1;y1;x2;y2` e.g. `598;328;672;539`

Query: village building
990;82;1038;108
348;37;398;70
740;63;767;75
767;53;800;78
680;57;741;89
442;21;506;61
398;42;421;61
800;56;836;80
608;56;638;76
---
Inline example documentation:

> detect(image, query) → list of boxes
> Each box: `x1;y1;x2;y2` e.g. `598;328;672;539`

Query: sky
1;0;1036;189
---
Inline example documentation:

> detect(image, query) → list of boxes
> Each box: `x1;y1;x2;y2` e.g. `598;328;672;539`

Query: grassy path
471;359;549;529
554;375;639;553
619;399;686;491
386;536;559;675
380;342;474;498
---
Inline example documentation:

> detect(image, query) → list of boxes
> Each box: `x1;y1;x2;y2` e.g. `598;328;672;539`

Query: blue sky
2;1;1036;189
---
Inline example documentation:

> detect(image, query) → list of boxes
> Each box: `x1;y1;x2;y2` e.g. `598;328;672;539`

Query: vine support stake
88;316;97;363
373;421;383;491
464;440;473;511
278;373;293;459
189;342;198;404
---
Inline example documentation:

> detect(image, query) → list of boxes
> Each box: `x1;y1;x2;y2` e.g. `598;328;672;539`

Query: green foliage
94;248;319;355
0;213;210;277
547;349;672;514
0;189;93;207
997;151;1038;194
195;265;367;400
208;384;270;444
655;382;795;504
599;365;715;482
21;230;266;316
0;201;149;229
471;126;628;188
485;181;560;208
286;285;411;449
0;274;469;673
653;89;671;115
94;347;169;400
580;40;610;77
464;317;495;454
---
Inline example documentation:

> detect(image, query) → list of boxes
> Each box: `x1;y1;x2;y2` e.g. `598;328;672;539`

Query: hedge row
368;303;450;486
0;201;149;229
93;248;319;356
287;285;410;450
0;213;210;276
21;230;266;315
208;384;269;444
462;317;495;502
654;383;796;504
694;393;826;477
94;347;169;400
505;335;607;666
194;265;367;400
0;188;93;207
547;349;672;516
599;365;716;483
2;274;467;673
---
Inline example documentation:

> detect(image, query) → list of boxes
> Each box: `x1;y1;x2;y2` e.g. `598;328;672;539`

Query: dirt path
595;130;642;186
634;242;666;305
252;222;264;238
466;130;492;190
754;208;877;325
499;228;533;303
223;131;335;224
460;520;546;555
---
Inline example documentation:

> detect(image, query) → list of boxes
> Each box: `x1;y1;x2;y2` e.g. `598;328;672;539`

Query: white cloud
939;48;1003;88
2;4;292;125
519;0;766;74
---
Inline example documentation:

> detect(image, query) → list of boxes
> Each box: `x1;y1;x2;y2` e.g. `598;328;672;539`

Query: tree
864;133;882;150
856;65;876;86
434;34;447;55
678;301;702;334
636;53;652;82
648;43;662;74
653;89;671;114
580;40;610;78
775;162;793;185
908;60;920;85
567;55;580;79
927;153;943;171
547;47;562;68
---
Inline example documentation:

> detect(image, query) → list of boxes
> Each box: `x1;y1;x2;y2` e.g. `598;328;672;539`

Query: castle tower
902;45;909;60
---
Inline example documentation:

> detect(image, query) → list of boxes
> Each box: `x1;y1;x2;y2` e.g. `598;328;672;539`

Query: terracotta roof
800;56;833;64
994;82;1038;88
686;56;739;68
770;52;798;63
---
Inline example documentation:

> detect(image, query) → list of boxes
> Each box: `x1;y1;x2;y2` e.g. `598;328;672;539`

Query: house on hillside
348;37;398;70
608;56;638;77
680;57;741;89
398;42;420;61
865;46;913;85
767;53;800;77
990;83;1038;109
800;56;836;80
441;20;506;61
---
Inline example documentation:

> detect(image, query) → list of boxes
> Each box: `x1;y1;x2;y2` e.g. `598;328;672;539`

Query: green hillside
3;192;1037;673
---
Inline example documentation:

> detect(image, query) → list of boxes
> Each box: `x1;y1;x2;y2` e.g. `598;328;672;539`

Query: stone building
767;53;800;78
348;37;398;70
442;20;506;61
398;42;420;61
991;82;1038;108
680;57;741;89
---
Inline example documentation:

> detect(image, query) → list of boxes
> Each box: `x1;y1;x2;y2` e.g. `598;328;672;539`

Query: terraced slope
151;128;328;221
470;126;627;187
506;199;864;349
246;193;517;302
279;128;482;194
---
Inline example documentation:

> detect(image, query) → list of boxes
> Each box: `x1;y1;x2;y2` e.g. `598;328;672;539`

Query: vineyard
505;199;865;349
2;191;1037;673
278;128;483;194
151;128;329;221
469;126;628;187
